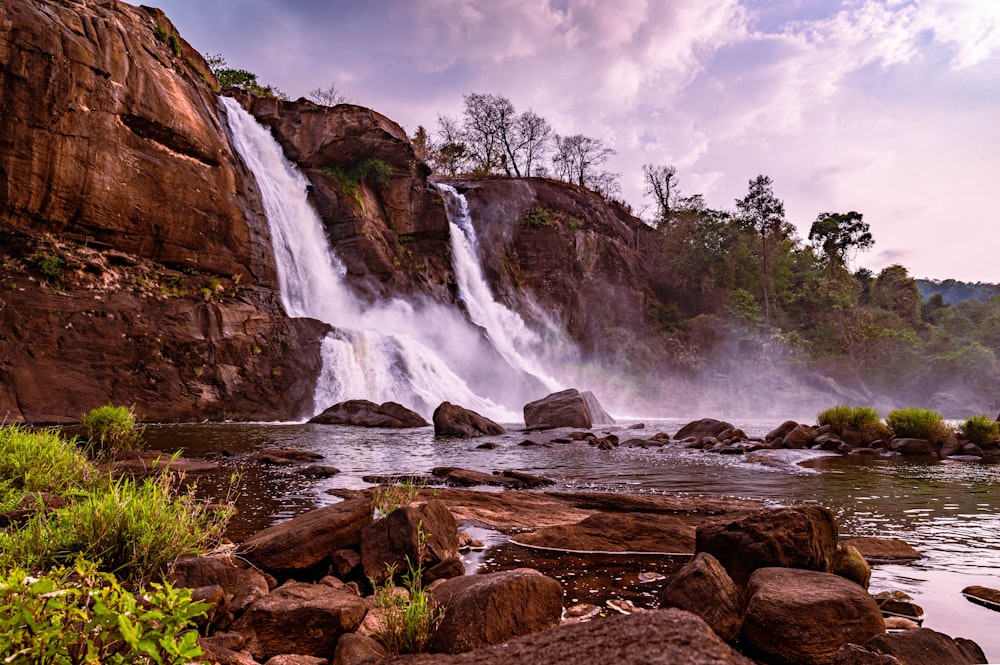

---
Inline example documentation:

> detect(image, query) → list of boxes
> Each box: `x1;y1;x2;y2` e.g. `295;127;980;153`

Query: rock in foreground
385;608;755;664
309;400;429;428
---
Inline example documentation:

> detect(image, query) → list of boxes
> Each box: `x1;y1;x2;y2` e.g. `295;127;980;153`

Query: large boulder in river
659;552;745;644
695;506;838;587
428;569;564;654
847;627;987;665
675;418;736;440
386;608;755;664
742;567;885;665
433;402;505;438
237;497;373;578
309;400;429;428
523;389;613;430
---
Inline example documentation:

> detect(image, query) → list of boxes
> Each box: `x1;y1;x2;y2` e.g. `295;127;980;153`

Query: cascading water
220;97;550;421
438;184;560;392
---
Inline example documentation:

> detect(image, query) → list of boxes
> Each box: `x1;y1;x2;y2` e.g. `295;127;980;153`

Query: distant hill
917;279;999;305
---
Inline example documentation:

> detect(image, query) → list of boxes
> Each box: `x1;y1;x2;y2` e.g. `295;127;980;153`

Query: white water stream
220;98;559;421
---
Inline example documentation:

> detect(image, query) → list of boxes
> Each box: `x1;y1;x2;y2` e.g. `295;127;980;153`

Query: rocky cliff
0;0;327;423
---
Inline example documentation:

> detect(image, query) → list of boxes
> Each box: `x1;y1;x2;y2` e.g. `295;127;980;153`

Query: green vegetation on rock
960;415;999;446
80;403;145;461
886;407;950;442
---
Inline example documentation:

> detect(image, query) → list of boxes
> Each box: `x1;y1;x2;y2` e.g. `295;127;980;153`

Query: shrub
520;207;550;228
153;23;168;42
80;403;145;460
36;252;64;284
817;405;885;437
886;407;951;442
960;415;999;446
169;34;181;56
0;425;94;504
0;558;207;664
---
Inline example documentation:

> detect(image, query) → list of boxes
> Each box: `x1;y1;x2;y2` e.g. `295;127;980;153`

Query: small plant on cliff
520;207;550;228
153;23;168;42
36;252;64;285
886;407;951;442
960;414;999;446
372;478;423;520
169;34;182;57
80;403;145;460
0;558;208;665
325;158;392;213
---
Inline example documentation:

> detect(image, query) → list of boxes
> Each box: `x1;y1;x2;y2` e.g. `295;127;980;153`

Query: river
143;418;1000;660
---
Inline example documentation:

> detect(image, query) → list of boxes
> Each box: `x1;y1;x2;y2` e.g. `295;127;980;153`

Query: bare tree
432;114;469;177
643;163;679;227
461;92;515;175
308;82;350;106
552;134;618;195
518;110;553;177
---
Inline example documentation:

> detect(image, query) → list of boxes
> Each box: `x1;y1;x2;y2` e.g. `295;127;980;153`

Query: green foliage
727;288;763;324
0;426;94;507
886;407;951;442
80;404;145;460
520;207;550;228
0;558;207;664
817;405;887;440
206;53;286;99
1;471;231;586
372;560;444;654
372;478;422;520
809;211;873;269
960;415;999;446
565;216;583;232
169;34;182;57
324;158;393;212
153;23;168;42
36;252;64;284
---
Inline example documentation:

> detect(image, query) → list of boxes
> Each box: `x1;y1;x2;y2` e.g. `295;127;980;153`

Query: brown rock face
432;401;505;438
361;499;459;585
695;506;839;587
428;568;564;654
742;567;886;665
0;0;271;283
515;511;696;554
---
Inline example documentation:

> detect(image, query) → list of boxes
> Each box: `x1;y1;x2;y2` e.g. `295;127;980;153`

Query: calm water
143;419;1000;660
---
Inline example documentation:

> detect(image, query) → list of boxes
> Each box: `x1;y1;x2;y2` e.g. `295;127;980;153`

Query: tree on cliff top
206;53;287;100
735;175;790;325
809;210;873;272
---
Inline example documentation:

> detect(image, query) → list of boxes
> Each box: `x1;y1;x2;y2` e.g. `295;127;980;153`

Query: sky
154;0;1000;283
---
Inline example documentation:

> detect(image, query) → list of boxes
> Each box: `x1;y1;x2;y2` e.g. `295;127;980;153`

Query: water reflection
142;421;1000;659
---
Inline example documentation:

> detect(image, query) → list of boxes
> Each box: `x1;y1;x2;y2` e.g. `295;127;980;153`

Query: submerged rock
309;400;429;428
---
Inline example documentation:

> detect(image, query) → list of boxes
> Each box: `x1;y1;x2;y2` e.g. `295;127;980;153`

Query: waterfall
221;97;521;421
439;184;560;393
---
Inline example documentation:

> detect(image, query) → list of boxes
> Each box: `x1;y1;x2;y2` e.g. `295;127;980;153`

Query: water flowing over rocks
309;400;429;428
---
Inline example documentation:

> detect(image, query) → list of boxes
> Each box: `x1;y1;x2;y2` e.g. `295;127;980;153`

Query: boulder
742;567;885;665
888;438;936;456
833;544;872;589
309;400;429;428
384;608;755;664
658;552;744;643
197;637;258;665
431;467;522;488
695;506;839;586
264;656;327;665
522;389;611;430
333;633;387;665
676;418;737;441
962;585;1000;611
514;512;695;554
781;423;819;449
231;580;368;661
861;627;985;665
361;499;459;585
433;402;505;438
168;554;271;601
237;497;373;577
833;644;902;664
428;568;564;654
251;449;325;465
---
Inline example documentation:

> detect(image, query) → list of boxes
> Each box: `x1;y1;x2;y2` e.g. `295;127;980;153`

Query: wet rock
628;422;646;429
962;585;1000;611
522;388;612;430
876;595;924;623
888;438;936;456
309;400;429;428
428;568;564;653
861;627;985;665
742;567;885;665
696;506;839;587
675;418;736;441
431;467;521;488
231;580;367;661
658;552;744;643
112;451;222;475
497;469;554;488
834;543;872;589
237;497;373;578
384;608;755;664
361;499;459;585
297;465;342;478
333;633;386;665
475;441;497;449
251;449;324;465
766;420;800;441
780;424;819;449
841;537;921;561
433;402;505;438
515;511;695;554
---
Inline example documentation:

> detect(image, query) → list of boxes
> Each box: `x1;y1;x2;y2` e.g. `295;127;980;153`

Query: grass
372;477;423;520
960;415;999;446
817;405;888;441
80;404;145;461
886;407;951;443
0;426;95;506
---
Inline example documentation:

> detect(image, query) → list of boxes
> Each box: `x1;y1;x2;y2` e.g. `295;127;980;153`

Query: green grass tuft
960;414;999;447
886;407;951;442
80;404;145;460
